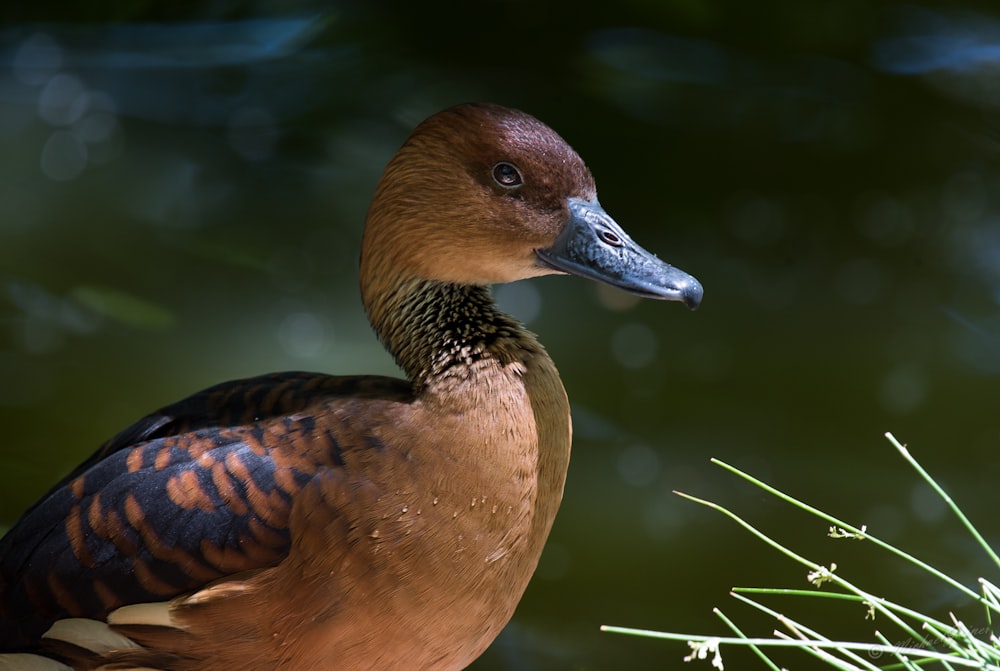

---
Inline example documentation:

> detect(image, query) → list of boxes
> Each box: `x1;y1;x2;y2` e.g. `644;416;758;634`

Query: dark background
3;2;1000;668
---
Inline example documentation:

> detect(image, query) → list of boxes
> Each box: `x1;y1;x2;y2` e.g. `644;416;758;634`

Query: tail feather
106;604;177;630
43;620;140;654
0;607;191;671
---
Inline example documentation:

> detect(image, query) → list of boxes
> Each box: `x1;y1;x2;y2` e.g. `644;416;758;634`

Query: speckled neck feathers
366;278;544;392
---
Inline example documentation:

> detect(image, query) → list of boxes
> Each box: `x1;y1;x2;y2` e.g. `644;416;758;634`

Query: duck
0;102;702;671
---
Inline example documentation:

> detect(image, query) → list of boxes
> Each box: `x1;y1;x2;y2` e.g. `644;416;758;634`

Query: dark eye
492;162;523;188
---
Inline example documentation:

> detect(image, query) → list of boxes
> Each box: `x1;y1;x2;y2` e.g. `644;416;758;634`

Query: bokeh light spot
611;322;657;369
40;130;87;181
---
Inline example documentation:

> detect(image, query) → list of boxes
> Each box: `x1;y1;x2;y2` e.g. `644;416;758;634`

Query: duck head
360;103;703;312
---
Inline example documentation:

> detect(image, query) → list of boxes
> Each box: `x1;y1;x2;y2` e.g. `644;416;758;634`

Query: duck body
0;103;701;670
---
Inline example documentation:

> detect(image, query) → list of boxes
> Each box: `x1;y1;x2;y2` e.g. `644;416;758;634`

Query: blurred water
2;4;1000;669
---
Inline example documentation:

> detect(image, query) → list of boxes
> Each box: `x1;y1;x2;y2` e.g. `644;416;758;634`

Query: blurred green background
3;1;1000;668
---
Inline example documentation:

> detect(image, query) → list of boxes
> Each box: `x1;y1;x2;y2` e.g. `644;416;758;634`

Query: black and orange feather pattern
0;372;412;649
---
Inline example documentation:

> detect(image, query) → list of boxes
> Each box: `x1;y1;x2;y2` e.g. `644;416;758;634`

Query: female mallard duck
0;103;701;670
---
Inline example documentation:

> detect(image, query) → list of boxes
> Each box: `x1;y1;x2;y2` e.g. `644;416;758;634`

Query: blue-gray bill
536;198;703;309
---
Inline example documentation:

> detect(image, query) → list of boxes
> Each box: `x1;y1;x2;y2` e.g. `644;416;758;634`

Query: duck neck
364;278;546;393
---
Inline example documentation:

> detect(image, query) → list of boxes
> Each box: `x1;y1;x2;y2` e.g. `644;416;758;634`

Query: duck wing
0;371;413;649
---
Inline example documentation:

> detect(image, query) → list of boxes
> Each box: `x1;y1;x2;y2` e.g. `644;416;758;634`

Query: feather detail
43;618;141;653
107;603;177;629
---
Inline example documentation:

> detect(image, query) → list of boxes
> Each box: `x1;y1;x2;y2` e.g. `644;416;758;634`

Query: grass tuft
601;433;1000;670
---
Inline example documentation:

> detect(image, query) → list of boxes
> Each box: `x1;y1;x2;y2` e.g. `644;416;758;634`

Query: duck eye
492;162;523;189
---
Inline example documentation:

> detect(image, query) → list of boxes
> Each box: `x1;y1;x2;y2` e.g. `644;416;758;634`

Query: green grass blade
713;607;783;671
885;432;1000;573
705;458;985;605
